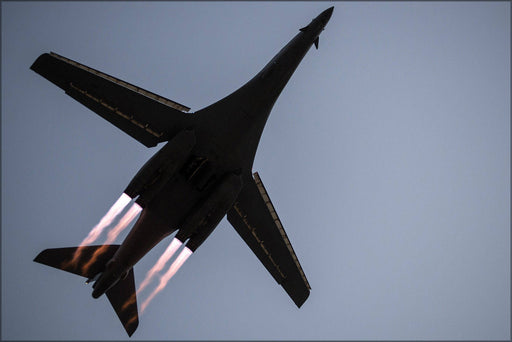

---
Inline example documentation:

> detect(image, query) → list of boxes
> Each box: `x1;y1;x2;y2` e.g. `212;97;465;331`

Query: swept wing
30;52;191;147
227;172;310;307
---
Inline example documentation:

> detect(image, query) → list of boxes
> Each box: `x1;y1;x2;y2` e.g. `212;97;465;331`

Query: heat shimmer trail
138;237;183;294
141;246;193;313
120;237;183;313
82;202;142;274
64;193;132;268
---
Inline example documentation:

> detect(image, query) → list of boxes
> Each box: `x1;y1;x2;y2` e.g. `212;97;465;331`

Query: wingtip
293;287;310;308
30;52;52;73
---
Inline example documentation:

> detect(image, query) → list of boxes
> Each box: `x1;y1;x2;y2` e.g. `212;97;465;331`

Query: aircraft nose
321;6;334;23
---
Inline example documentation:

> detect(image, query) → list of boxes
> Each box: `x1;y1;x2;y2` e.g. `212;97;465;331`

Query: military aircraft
32;6;333;337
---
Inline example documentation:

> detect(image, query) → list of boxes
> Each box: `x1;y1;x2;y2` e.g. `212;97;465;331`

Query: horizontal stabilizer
106;268;139;337
35;245;139;336
34;245;120;279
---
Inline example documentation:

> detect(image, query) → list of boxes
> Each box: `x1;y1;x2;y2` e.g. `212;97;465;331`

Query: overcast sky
2;1;510;340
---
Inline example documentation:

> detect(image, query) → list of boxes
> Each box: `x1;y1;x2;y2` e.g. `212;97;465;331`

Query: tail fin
106;268;139;336
34;245;120;278
34;245;139;337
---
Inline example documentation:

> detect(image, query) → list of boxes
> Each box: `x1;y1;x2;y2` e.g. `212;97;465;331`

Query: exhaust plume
63;193;132;268
121;238;182;313
141;246;193;313
138;238;183;294
82;202;142;274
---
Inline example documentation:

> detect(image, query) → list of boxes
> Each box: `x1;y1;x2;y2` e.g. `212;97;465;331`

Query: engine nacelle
124;130;196;203
176;172;242;251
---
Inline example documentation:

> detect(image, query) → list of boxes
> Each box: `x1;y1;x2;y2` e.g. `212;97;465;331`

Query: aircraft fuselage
90;7;333;299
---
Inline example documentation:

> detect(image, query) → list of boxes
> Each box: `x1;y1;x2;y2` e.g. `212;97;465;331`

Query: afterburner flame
64;193;132;268
82;202;142;274
141;247;193;313
121;238;182;313
105;202;142;244
127;314;138;328
121;293;137;312
138;238;183;294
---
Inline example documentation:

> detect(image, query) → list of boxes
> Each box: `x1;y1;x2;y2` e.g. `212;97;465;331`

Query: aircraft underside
32;6;333;337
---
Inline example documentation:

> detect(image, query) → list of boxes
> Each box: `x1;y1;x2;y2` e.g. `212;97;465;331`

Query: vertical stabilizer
106;268;139;336
34;245;139;336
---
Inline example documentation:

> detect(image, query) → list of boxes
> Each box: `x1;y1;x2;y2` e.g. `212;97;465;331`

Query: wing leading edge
227;172;310;307
31;52;192;147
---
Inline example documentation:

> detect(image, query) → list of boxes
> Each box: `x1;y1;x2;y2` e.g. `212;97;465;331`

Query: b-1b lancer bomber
32;7;334;337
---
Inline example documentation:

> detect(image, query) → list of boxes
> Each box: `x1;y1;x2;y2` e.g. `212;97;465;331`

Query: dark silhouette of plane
32;7;333;337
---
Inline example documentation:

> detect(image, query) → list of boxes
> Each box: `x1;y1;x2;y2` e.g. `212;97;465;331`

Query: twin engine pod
124;128;243;252
176;172;242;251
124;129;196;206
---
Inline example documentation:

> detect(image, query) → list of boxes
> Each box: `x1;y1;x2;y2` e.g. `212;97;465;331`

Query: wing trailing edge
30;52;192;147
227;172;310;307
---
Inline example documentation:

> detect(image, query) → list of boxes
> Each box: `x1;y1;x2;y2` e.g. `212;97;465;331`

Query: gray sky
2;1;510;340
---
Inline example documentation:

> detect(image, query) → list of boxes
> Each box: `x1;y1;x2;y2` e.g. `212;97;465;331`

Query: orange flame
82;202;142;274
120;238;182;314
121;293;137;312
64;193;132;268
127;314;138;327
137;238;182;294
140;247;193;313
